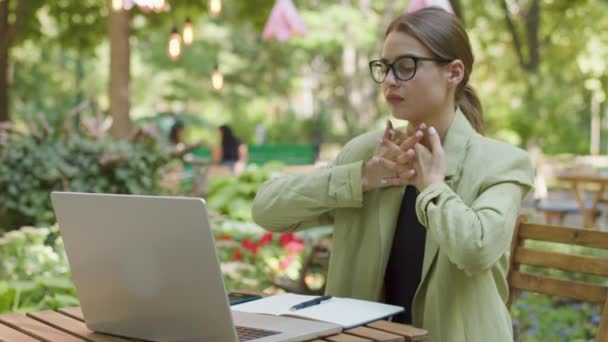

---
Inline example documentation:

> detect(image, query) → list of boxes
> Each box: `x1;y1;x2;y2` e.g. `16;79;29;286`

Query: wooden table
0;307;427;342
557;171;608;228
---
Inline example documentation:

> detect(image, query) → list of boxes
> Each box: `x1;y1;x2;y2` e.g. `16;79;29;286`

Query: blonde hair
385;7;484;134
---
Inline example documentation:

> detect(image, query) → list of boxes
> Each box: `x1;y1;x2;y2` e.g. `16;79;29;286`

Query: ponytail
457;84;484;135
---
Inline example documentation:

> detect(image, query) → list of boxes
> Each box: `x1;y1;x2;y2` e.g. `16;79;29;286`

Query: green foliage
0;135;169;231
512;292;600;341
206;162;285;221
0;225;77;314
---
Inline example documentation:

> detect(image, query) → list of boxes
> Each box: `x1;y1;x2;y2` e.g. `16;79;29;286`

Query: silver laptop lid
51;192;238;341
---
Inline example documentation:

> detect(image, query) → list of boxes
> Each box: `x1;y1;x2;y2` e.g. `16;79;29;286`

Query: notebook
232;293;404;329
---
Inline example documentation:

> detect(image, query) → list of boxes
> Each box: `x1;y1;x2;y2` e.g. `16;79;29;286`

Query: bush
0;135;171;231
206;162;285;221
0;225;77;313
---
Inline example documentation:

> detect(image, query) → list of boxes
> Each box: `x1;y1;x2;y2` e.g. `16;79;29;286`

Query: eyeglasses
368;55;453;84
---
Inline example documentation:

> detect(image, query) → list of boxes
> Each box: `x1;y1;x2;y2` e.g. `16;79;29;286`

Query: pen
289;295;333;311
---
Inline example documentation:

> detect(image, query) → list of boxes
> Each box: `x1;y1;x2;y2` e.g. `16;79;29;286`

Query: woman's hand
362;121;425;192
410;126;446;191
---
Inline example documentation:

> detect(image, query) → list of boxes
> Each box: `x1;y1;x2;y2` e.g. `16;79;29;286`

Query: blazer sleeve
415;149;534;276
252;159;364;233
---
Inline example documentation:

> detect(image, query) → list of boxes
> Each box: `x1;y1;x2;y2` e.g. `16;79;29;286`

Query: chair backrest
507;215;608;341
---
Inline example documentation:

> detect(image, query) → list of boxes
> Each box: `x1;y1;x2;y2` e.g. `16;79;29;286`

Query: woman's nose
384;68;399;86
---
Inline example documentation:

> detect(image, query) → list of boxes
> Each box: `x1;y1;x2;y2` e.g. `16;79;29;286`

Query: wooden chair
507;216;608;341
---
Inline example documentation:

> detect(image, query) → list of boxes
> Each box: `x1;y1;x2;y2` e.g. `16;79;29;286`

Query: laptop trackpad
231;311;342;342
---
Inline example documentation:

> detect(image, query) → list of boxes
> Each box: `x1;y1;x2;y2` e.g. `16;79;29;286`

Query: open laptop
51;192;342;342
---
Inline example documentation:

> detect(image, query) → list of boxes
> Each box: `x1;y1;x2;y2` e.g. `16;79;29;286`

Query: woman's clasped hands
362;120;446;193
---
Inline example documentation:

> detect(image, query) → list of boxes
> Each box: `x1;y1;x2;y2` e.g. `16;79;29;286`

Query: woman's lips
386;94;404;104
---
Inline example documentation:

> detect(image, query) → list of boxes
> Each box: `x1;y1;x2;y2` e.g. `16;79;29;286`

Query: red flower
233;248;243;261
280;232;295;246
258;232;273;247
242;238;259;255
284;240;304;254
279;254;296;270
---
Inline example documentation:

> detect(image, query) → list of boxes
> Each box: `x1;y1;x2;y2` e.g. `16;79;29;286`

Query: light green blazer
252;110;534;342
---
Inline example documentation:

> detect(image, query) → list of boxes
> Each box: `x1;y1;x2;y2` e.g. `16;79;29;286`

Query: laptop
51;192;342;342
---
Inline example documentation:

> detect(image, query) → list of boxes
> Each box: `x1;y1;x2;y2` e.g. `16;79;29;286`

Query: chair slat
0;321;41;341
0;313;84;342
27;311;133;342
597;297;608;342
514;247;608;277
509;271;607;304
519;223;608;248
345;326;404;342
365;321;428;342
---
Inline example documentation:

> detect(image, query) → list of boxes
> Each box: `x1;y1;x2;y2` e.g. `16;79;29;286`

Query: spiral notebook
231;293;403;329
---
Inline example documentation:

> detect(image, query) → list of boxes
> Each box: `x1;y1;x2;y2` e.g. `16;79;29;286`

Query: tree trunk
0;38;9;123
591;94;600;155
0;0;10;122
108;2;132;139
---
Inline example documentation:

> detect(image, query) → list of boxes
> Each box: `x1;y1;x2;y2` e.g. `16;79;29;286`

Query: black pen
289;295;333;311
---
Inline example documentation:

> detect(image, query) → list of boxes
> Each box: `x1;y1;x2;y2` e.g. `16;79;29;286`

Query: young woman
216;125;248;175
252;8;533;341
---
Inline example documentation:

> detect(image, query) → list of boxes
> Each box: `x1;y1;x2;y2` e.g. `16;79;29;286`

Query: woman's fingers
397;148;416;164
427;126;444;157
400;130;424;151
381;169;416;186
378;136;403;158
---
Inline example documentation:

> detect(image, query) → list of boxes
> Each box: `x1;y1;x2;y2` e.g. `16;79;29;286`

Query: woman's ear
446;59;465;88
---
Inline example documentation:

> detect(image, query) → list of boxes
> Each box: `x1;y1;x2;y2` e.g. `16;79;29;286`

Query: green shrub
206;162;284;221
0;225;77;313
0;136;170;231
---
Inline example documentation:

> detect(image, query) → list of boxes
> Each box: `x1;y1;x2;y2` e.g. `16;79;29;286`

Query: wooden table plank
27;311;132;342
366;321;428;342
345;326;404;342
0;321;41;342
324;333;373;342
57;308;84;322
0;313;83;342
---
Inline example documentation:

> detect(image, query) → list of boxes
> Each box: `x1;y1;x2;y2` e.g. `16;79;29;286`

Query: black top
221;138;241;162
383;185;427;324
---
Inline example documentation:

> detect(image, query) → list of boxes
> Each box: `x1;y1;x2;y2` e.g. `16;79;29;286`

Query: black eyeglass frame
368;55;453;84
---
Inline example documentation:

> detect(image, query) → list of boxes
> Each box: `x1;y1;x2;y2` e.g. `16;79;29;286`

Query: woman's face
381;31;449;122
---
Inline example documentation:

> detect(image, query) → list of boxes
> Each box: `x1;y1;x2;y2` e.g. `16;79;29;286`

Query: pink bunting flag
122;0;169;12
262;0;308;42
406;0;454;14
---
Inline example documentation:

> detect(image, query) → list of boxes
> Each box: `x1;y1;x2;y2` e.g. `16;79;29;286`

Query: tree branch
0;1;9;62
500;0;527;69
63;100;89;139
525;0;540;71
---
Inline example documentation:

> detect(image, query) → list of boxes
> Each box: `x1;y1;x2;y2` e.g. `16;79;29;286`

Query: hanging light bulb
167;25;182;61
183;17;194;45
112;0;124;11
211;65;224;91
209;0;222;16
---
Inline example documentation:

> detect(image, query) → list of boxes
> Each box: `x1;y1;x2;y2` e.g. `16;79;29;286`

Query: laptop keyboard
236;325;281;341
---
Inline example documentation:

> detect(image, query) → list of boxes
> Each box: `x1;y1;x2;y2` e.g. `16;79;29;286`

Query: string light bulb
167;25;182;61
112;0;124;11
209;0;222;16
211;65;224;91
183;17;194;45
